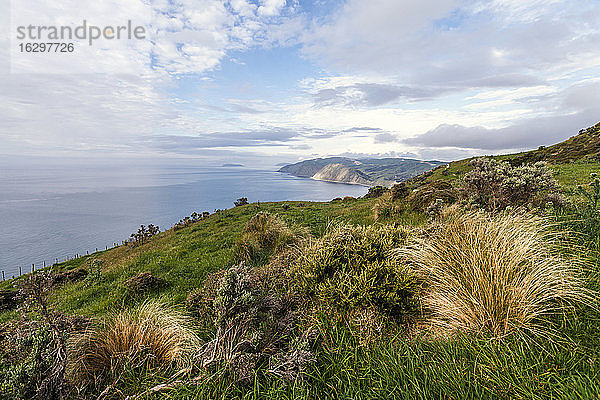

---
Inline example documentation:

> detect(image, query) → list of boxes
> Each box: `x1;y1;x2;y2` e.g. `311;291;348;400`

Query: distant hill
278;157;446;186
509;122;600;165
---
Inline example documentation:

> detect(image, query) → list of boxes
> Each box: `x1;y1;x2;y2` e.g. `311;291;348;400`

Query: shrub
124;272;165;295
374;180;458;221
399;208;591;338
463;158;561;211
67;300;198;392
190;264;312;383
1;321;58;400
364;185;388;199
1;273;88;400
129;224;160;245
406;180;458;212
52;268;88;286
0;290;18;311
292;224;418;320
234;197;249;207
237;212;305;265
390;182;410;200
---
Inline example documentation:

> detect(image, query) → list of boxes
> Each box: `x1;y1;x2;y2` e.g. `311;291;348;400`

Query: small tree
234;197;249;207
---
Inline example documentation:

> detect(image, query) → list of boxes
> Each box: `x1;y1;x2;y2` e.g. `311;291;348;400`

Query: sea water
0;162;367;276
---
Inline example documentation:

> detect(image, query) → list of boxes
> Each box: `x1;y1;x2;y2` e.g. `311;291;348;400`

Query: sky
1;0;599;167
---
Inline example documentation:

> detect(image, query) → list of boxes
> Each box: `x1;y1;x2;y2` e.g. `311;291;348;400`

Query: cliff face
311;164;372;186
277;157;355;177
278;156;446;186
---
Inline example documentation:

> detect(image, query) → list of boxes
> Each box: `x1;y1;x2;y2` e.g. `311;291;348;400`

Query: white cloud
258;0;287;17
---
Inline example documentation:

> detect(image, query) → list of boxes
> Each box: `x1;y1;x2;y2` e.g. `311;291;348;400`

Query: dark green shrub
406;180;458;211
189;264;312;383
292;224;418;320
124;271;165;295
0;322;56;400
234;197;249;207
390;182;410;200
365;185;388;198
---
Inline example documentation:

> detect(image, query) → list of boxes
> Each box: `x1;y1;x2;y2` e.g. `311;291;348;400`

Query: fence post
19;266;22;276
2;271;4;281
43;261;46;268
31;263;34;273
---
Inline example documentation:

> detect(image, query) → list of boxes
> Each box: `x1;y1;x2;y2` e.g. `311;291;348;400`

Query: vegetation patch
400;207;592;338
67;300;198;395
124;271;165;295
292;224;419;321
237;212;306;265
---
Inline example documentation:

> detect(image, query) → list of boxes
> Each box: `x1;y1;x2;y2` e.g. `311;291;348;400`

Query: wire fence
1;240;128;281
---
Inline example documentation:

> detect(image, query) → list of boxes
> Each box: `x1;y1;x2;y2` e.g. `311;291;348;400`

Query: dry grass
67;300;199;389
399;207;592;338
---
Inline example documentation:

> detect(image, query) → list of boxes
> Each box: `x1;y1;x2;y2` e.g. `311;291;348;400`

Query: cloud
139;127;301;153
302;0;600;89
373;132;398;143
341;127;384;133
258;0;287;17
404;108;600;150
313;83;449;107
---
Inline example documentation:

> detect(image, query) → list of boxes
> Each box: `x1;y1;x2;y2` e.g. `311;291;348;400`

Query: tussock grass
67;300;199;389
238;212;307;265
400;207;592;338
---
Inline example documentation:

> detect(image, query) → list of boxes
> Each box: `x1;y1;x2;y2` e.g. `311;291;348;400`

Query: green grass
550;162;600;190
0;199;376;318
2;156;600;399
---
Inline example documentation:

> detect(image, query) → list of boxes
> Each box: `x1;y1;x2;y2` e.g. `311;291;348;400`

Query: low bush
189;263;313;384
463;158;563;211
67;300;198;393
1;273;89;400
124;271;165;295
374;180;458;220
292;224;419;320
364;185;388;199
400;208;592;338
234;197;249;207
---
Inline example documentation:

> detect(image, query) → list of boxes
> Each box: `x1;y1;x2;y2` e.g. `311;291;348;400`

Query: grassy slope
1;199;377;320
417;123;600;191
2;125;600;399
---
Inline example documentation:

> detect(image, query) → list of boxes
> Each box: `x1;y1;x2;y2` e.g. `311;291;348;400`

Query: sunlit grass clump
67;300;198;389
401;208;591;338
237;211;306;265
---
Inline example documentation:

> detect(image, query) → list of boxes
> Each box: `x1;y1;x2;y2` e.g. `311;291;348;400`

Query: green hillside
1;123;600;400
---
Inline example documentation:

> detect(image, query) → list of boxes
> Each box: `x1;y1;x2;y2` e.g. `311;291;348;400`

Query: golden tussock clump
399;208;592;338
67;300;199;388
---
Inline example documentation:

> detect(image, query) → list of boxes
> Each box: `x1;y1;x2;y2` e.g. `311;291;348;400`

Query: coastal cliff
278;157;446;186
311;163;372;185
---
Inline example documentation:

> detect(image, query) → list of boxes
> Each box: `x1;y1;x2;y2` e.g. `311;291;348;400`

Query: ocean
0;163;367;277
